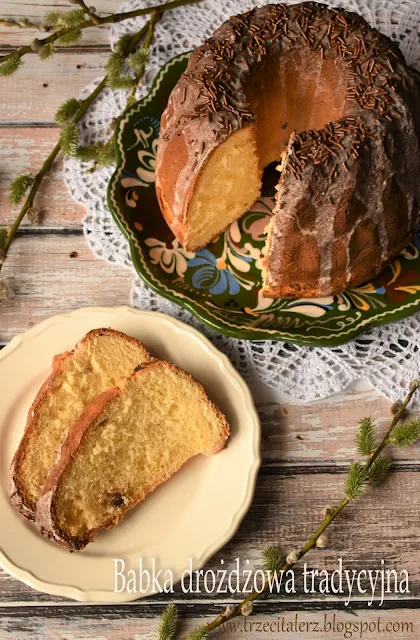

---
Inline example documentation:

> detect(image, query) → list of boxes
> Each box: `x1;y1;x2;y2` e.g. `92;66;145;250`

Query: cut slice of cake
10;329;151;520
36;361;229;551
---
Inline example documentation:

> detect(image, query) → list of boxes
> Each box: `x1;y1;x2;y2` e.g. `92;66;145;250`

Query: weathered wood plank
0;233;132;340
251;380;420;464
0;128;85;229
1;470;420;604
0;51;109;123
0;1;117;47
0;606;419;640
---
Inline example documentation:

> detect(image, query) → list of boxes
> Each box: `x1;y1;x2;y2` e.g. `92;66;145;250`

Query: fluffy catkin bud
30;38;43;52
0;279;10;300
223;605;235;617
316;533;328;549
410;380;419;393
241;602;253;617
390;400;403;416
286;550;300;565
27;207;41;225
322;504;333;519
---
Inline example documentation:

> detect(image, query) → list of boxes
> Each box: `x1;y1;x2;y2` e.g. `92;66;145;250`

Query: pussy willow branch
0;22;150;272
0;0;200;65
182;380;420;639
0;18;46;30
0;77;106;266
126;11;157;110
85;11;157;174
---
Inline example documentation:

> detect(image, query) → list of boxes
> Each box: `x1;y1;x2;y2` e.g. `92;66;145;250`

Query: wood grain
251;380;420;464
0;607;419;640
0;52;110;124
0;233;132;341
2;232;418;466
1;233;419;468
0;1;117;47
0;128;86;229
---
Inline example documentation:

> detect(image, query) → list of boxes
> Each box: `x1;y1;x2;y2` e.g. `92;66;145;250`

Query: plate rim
108;51;420;347
0;306;261;602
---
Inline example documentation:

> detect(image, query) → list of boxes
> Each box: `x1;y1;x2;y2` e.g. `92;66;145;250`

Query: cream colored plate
0;307;260;602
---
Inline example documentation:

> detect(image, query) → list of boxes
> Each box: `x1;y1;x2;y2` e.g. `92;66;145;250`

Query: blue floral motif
188;249;241;295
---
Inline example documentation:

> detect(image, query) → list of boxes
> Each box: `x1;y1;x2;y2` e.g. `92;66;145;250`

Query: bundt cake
155;2;420;298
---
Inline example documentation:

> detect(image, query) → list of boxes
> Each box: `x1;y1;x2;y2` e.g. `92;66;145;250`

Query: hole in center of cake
261;162;281;197
245;49;347;170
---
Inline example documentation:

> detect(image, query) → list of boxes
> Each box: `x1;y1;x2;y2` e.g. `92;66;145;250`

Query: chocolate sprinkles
162;2;406;175
285;118;373;182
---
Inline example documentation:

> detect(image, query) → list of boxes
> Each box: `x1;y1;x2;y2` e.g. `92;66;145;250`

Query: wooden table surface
1;3;420;638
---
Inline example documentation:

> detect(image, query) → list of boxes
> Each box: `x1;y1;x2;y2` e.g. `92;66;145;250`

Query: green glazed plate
108;52;420;346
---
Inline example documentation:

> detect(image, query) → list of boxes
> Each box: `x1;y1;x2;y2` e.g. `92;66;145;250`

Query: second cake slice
36;361;229;550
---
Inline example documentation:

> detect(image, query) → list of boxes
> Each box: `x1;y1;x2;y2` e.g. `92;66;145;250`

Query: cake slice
10;329;151;520
36;361;229;551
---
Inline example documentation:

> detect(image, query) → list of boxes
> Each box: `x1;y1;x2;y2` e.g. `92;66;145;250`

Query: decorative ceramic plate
0;307;260;602
108;52;420;347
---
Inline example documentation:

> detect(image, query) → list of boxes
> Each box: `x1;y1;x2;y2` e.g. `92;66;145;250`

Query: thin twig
126;10;157;110
1;0;200;277
0;0;200;65
368;381;419;464
70;0;101;25
2;143;61;264
0;23;150;272
182;380;420;638
0;18;47;30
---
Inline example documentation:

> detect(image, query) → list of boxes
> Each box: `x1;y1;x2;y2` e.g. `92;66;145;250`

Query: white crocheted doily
63;0;420;406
